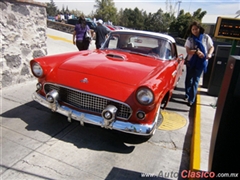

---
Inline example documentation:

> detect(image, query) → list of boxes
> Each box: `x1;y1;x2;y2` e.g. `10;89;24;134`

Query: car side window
170;43;177;59
108;35;120;49
162;41;172;60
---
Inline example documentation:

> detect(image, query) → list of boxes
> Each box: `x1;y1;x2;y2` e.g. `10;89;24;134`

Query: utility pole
177;0;182;17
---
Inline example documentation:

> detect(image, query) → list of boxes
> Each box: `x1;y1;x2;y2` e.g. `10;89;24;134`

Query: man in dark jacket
95;19;110;49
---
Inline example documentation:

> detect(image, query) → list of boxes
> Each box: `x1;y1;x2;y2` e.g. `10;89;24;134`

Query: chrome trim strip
32;92;157;136
172;70;177;77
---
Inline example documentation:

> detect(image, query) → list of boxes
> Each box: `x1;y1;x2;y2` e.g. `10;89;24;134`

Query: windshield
103;32;173;60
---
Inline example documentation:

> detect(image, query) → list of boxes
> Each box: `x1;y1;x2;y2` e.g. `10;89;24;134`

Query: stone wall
47;20;75;34
47;20;96;39
1;0;46;88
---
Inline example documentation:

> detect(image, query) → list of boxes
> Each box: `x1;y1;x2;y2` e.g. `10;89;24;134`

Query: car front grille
44;84;132;120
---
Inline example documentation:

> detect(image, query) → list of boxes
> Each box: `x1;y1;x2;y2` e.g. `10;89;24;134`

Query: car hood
59;50;165;86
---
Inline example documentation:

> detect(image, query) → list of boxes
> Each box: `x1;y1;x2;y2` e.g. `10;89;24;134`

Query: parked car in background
30;30;184;137
104;23;117;31
67;18;97;31
115;25;129;30
47;16;55;21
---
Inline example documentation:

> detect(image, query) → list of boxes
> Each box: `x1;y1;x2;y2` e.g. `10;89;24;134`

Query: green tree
61;5;65;14
70;9;84;18
117;7;175;32
121;8;139;29
149;9;175;32
46;0;57;16
66;6;69;13
169;8;207;38
169;10;192;38
192;8;207;21
94;0;117;23
115;8;124;25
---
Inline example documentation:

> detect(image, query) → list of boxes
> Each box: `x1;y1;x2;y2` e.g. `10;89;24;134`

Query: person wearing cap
94;19;110;49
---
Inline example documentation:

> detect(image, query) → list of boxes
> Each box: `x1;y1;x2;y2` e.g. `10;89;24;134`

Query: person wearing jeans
184;21;214;106
73;16;91;51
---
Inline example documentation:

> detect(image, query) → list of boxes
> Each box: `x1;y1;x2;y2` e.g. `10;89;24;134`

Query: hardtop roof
111;29;176;43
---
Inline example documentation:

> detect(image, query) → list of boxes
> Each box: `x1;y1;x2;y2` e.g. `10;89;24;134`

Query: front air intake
44;83;132;120
106;54;125;60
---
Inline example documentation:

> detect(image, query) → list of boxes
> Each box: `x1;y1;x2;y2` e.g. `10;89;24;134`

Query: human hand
206;54;212;59
197;50;204;58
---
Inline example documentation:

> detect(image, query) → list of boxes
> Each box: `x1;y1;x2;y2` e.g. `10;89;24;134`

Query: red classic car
30;30;184;136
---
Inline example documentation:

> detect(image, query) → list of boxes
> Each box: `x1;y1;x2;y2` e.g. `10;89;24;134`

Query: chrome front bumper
32;92;158;136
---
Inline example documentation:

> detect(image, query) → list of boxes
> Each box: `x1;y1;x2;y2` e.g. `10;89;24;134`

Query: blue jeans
185;66;203;104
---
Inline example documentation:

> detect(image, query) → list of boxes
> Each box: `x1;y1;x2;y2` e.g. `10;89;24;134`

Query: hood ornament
80;78;88;83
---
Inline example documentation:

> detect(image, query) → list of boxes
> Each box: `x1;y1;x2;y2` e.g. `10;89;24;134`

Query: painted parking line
47;35;72;43
190;88;201;179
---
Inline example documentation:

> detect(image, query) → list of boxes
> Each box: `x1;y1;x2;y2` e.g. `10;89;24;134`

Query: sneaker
187;102;193;106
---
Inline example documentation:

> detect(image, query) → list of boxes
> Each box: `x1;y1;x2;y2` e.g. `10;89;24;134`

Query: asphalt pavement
0;28;218;179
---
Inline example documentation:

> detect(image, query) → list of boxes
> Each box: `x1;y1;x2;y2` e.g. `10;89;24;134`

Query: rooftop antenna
235;10;240;18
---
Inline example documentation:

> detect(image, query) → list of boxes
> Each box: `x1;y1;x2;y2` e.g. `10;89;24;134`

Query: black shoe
184;95;188;101
187;102;193;106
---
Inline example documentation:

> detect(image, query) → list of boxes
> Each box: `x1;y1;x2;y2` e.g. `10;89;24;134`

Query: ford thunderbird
30;30;184;136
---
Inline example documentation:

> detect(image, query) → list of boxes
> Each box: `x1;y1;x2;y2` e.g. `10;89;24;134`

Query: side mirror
177;54;184;63
178;54;184;60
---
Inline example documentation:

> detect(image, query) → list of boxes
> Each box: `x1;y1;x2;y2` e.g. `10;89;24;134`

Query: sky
39;0;240;16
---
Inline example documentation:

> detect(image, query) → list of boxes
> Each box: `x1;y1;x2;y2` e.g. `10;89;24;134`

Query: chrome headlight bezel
136;87;154;105
32;62;43;77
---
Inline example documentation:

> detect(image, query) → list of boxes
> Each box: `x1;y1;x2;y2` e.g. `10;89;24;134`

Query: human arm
105;27;110;39
185;44;204;58
196;34;214;60
195;35;214;59
194;46;214;59
206;35;214;59
86;25;91;36
73;31;76;45
206;46;214;59
185;38;196;55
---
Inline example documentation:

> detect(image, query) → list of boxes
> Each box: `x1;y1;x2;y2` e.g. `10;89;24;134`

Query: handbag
84;31;91;41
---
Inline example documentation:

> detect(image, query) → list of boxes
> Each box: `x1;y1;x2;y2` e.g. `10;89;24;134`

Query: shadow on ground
1;101;150;154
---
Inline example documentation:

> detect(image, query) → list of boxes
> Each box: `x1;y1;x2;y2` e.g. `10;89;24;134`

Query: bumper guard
32;92;158;136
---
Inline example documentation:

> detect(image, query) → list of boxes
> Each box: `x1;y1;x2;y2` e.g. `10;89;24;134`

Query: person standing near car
184;21;214;106
94;19;110;49
73;16;91;51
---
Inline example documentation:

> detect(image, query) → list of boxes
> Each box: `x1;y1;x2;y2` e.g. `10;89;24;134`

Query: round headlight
136;87;154;105
32;63;43;77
